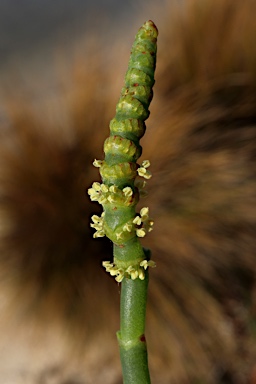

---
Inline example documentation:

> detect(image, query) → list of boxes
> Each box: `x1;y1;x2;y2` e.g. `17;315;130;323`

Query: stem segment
117;271;150;384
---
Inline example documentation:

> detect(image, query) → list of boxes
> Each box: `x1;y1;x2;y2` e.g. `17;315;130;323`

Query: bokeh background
0;0;256;383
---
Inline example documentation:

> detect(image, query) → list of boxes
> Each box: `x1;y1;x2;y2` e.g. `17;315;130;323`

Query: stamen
140;207;149;219
123;187;133;197
101;184;109;193
141;160;150;168
92;182;101;191
136;228;146;237
133;216;142;225
93;159;103;168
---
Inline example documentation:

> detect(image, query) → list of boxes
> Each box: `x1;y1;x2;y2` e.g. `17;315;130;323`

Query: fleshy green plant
88;20;158;383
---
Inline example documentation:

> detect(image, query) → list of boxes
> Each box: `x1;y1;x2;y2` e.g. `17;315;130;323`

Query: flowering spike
87;20;157;280
88;20;158;384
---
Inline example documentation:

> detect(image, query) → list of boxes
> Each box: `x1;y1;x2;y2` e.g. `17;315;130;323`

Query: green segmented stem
88;20;158;384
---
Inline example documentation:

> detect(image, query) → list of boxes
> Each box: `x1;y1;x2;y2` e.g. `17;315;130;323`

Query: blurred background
0;0;256;383
0;0;164;94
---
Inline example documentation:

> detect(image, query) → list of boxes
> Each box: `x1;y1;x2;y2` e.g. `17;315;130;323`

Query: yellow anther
140;207;149;219
126;265;138;279
98;196;107;204
87;188;94;195
109;269;119;276
91;215;101;223
130;269;139;280
143;171;152;179
109;185;119;193
93;230;105;238
88;188;98;196
115;274;124;283
137;167;152;179
93;159;103;168
92;182;101;191
140;260;148;269
123;187;133;197
91;196;100;202
88;190;99;201
139;260;156;270
101;184;109;193
107;195;116;203
141;160;150;168
136;228;146;237
102;261;113;268
137;167;146;176
133;216;142;225
90;223;102;230
138;269;145;280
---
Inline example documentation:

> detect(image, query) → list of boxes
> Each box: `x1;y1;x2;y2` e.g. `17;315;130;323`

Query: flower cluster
90;212;105;238
88;159;155;278
133;207;154;237
89;206;154;241
88;182;135;206
102;259;156;282
137;160;152;179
